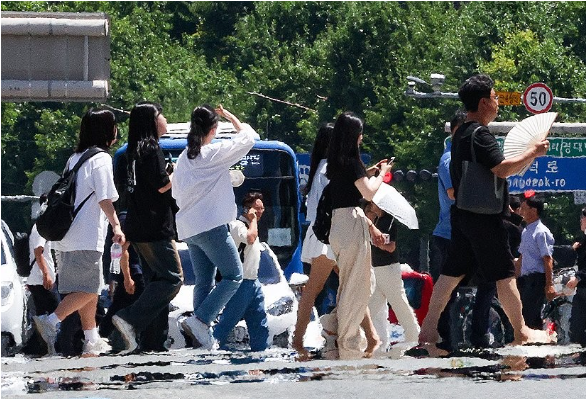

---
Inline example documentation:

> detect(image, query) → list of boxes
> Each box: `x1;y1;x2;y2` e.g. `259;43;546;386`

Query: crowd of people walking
30;74;585;359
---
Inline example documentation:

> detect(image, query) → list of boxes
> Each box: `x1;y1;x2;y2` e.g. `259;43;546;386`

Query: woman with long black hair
292;123;337;360
326;112;392;360
173;105;259;350
112;102;183;354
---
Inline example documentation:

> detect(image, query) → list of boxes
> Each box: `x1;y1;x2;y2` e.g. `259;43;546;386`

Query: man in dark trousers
419;74;552;346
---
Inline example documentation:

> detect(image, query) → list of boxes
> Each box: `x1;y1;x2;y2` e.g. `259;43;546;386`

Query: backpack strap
237;218;250;263
68;147;107;216
30;247;42;269
70;147;106;173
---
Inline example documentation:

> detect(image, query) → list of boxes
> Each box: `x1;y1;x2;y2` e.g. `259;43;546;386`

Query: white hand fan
503;112;557;176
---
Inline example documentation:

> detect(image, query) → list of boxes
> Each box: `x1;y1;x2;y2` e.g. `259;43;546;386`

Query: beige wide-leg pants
329;207;374;360
369;263;420;352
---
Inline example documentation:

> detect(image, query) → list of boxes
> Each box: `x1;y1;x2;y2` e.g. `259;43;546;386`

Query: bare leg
419;274;464;344
496;277;552;345
292;255;335;360
77;294;99;331
54;292;98;322
360;307;381;358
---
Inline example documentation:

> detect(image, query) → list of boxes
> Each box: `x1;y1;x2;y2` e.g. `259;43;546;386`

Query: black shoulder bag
456;126;505;214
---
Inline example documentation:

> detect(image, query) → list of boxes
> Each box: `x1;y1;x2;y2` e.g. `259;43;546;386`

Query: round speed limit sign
523;82;553;114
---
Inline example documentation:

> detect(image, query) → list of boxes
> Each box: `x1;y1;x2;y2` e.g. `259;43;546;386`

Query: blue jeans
213;279;269;351
185;224;243;325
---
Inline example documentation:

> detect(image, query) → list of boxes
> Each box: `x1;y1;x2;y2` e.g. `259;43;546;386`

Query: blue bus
113;122;303;279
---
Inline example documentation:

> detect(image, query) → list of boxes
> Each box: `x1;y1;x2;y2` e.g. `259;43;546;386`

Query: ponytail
187;105;219;159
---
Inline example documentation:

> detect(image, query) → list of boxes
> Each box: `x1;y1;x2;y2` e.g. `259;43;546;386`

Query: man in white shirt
212;191;270;351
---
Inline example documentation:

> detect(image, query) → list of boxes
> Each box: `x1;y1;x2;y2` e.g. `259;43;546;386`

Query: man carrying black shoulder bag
419;74;553;347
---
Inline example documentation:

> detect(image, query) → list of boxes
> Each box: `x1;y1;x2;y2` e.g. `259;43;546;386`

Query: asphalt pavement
2;344;585;398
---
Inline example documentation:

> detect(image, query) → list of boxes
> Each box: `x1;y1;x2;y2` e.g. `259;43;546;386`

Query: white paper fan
503;112;557;176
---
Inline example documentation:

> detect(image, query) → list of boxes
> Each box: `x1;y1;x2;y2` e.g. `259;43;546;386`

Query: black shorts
442;207;515;283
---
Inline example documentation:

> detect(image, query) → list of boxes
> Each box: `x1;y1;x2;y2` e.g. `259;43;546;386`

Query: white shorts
301;223;336;263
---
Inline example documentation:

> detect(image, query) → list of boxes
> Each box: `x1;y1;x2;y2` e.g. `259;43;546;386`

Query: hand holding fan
503;112;557;176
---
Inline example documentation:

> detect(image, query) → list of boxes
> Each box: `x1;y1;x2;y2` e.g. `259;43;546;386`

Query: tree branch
247;91;316;113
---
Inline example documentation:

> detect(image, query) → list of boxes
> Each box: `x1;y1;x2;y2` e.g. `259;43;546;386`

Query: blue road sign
507;156;586;193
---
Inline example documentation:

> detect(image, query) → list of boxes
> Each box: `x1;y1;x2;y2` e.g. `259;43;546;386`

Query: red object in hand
383;172;393;183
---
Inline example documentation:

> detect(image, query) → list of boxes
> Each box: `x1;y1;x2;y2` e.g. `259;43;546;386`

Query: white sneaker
112;315;137;354
33;315;59;356
82;337;112;357
181;316;217;350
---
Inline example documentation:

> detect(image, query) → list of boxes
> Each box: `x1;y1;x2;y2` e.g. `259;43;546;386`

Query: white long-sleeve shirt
173;125;259;240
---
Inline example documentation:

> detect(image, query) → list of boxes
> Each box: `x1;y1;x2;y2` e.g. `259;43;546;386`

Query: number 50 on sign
523;82;553;114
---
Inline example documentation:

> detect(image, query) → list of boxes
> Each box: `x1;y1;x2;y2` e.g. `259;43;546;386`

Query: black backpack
312;183;333;244
13;231;34;277
36;147;105;241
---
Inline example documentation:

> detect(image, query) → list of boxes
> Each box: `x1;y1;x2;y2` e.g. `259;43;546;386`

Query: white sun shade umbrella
372;183;419;229
503;112;557;176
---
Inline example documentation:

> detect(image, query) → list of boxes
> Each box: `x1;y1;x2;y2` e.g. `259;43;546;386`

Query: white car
1;220;31;355
167;241;323;350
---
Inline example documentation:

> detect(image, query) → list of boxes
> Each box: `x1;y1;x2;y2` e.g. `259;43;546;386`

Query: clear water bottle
110;242;122;274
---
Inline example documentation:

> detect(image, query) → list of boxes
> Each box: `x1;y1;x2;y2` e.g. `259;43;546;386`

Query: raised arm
216;105;244;132
355;161;392;201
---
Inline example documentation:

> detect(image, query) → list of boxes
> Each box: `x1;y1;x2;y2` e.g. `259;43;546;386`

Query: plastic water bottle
110;243;122;274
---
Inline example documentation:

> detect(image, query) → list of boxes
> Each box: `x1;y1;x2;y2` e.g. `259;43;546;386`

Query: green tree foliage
2;1;586;250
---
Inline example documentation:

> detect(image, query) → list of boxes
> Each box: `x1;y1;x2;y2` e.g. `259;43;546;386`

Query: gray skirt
56;250;104;294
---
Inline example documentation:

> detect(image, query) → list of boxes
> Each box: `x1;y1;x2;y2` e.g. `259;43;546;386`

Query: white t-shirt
173;125;259;240
305;159;329;224
53;150;118;253
229;216;262;280
27;224;56;286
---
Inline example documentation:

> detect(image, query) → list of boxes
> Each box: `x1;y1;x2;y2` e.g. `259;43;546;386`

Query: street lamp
405;73;586;104
404;73;459;99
